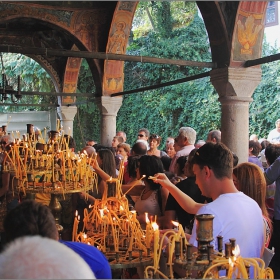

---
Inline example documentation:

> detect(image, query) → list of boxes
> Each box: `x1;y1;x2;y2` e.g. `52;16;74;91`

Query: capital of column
218;95;253;105
210;67;262;98
95;96;123;116
57;106;77;121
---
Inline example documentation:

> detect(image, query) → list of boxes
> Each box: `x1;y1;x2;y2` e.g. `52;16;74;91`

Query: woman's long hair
233;162;269;220
138;155;164;214
138;155;164;190
98;149;116;178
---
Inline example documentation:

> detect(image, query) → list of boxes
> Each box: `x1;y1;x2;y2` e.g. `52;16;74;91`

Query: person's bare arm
162;210;176;229
79;192;95;204
122;184;145;196
91;159;111;181
153;173;204;214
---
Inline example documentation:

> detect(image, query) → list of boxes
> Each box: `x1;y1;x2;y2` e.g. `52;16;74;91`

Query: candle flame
83;233;87;239
172;221;179;227
78;215;80;221
145;212;150;224
120;205;124;211
100;208;104;218
232;244;240;256
75;210;78;217
151;222;159;231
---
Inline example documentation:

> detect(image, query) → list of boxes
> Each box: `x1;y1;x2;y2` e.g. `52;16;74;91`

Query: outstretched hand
151;173;172;189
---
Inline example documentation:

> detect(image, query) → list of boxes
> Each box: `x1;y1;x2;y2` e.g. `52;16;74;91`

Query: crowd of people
0;120;280;278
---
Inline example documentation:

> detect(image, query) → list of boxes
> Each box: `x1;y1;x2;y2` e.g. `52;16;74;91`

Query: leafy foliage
1;1;279;151
249;40;280;138
118;12;220;148
0;53;55;112
73;59;100;150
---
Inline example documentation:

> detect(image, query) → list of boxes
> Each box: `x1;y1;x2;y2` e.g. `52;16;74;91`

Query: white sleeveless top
135;189;162;228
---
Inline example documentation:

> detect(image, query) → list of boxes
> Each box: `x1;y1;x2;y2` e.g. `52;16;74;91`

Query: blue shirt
265;156;280;220
60;240;112;279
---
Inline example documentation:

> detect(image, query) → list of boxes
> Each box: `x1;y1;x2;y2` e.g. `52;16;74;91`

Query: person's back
156;142;264;259
60;240;112;279
189;192;264;257
189;143;264;257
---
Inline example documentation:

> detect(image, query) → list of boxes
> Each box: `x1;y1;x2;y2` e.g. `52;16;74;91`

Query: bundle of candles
1;130;98;197
73;187;274;280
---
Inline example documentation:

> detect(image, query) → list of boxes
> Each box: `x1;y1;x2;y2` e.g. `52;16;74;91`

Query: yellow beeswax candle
152;222;159;268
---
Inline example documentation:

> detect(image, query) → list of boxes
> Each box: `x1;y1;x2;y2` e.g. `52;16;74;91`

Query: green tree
0;53;55;112
249;40;280;139
118;12;220;148
73;59;100;150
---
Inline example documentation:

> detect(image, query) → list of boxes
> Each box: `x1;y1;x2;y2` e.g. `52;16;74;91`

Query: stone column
57;106;77;137
96;96;123;146
210;67;262;163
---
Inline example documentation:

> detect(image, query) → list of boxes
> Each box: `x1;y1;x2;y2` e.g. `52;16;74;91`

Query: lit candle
145;212;151;249
152;222;159;268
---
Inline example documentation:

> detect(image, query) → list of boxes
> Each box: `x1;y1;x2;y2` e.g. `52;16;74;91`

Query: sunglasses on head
138;134;145;138
150;134;160;139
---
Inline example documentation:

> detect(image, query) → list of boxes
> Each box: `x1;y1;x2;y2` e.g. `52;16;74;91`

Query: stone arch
0;3;106;97
103;1;138;96
197;1;239;68
231;1;268;67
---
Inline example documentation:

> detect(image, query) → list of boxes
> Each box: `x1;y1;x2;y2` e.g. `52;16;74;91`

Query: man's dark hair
249;140;261;156
4;200;58;243
131;142;147;156
265;143;280;166
192;142;233;179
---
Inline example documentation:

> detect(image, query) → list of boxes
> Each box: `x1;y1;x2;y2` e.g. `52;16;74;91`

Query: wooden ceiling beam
0;45;217;68
244;52;280;67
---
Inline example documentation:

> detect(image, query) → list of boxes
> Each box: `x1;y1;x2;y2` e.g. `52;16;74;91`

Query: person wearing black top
163;149;209;232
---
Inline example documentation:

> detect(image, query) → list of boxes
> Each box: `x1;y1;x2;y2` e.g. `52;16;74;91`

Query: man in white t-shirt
155;142;264;258
267;119;280;143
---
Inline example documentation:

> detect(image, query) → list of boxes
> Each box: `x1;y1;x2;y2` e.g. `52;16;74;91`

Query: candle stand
143;213;274;279
1;126;275;279
2;128;97;232
71;177;274;279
